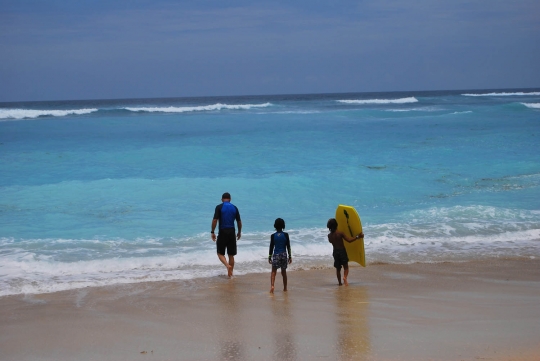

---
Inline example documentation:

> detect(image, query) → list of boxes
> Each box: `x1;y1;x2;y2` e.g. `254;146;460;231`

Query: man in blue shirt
211;192;242;277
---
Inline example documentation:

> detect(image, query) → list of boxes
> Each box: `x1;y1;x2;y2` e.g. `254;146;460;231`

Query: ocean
1;89;539;296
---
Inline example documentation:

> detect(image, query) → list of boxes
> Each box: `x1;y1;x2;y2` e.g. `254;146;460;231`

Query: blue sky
1;0;539;101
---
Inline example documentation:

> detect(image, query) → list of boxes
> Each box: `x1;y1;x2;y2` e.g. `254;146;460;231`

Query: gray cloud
1;0;539;101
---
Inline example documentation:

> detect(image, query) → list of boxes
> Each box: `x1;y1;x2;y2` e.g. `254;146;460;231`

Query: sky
1;0;539;102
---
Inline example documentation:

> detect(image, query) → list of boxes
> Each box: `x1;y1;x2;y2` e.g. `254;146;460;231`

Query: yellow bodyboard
335;205;365;267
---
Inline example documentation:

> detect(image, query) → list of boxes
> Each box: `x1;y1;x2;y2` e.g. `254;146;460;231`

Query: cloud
1;0;539;101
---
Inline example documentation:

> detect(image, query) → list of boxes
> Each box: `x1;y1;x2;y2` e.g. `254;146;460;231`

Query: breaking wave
521;103;540;109
462;92;540;97
1;205;539;296
0;108;98;120
337;97;418;105
125;102;272;113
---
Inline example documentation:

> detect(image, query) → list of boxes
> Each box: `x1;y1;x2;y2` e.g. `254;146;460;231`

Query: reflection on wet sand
271;293;297;360
335;286;370;360
216;280;245;361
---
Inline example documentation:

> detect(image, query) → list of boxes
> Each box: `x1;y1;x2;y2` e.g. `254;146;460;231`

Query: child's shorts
272;252;289;270
333;249;349;270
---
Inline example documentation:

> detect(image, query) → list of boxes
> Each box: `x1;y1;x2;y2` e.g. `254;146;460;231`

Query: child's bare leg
228;255;235;277
336;267;343;286
343;265;349;286
282;269;288;292
270;267;277;293
218;253;232;276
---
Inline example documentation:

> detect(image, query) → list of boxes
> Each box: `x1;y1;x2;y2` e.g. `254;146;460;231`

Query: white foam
1;206;539;297
386;108;421;112
366;229;540;264
521;103;540;109
337;97;418;105
272;110;321;114
462;92;540;97
0;108;98;120
385;106;442;112
2;224;538;297
125;103;272;113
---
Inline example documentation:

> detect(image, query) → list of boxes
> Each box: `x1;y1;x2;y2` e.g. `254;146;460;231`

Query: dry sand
1;258;539;361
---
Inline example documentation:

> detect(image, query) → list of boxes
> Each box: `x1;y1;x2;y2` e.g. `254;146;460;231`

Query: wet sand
1;258;539;361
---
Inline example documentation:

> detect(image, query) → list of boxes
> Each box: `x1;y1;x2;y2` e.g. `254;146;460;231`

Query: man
211;192;242;277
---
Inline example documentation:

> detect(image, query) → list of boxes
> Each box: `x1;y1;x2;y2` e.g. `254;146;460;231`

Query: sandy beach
1;258;539;361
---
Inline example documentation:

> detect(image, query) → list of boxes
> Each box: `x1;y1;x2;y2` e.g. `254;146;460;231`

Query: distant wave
462;92;540;97
337;97;418;104
273;110;321;114
0;103;273;120
521;103;540;109
0;108;98;120
386;109;472;115
385;107;440;112
125;102;272;113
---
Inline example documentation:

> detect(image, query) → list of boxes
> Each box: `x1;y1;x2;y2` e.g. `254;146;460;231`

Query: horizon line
2;86;540;105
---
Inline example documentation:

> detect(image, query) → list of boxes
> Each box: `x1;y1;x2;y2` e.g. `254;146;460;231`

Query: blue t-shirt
213;201;241;230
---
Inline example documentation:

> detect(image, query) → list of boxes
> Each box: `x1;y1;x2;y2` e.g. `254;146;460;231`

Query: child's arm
340;230;363;243
285;233;292;264
268;234;275;264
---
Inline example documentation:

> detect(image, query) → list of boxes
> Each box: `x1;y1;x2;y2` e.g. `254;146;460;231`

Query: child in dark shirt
268;218;292;293
327;218;363;286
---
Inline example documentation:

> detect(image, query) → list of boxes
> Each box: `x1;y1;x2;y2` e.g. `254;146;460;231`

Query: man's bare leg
218;253;232;276
343;266;349;286
228;255;235;277
282;269;288;292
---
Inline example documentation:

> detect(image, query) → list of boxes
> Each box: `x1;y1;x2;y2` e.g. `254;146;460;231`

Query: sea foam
462;92;540;97
125;102;272;113
2;205;539;296
0;108;98;120
337;97;418;104
521;103;540;109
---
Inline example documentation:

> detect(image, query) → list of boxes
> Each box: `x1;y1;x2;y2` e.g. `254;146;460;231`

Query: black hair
327;218;338;232
274;218;285;230
222;192;231;200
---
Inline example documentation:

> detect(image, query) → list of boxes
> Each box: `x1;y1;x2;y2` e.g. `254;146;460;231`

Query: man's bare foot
270;286;274;294
338;282;343;286
343;277;348;286
283;288;287;292
227;265;233;277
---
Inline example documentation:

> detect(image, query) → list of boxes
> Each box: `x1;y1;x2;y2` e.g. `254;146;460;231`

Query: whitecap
337;97;418;104
385;107;440;112
0;108;98;120
462;92;540;97
521;103;540;109
125;102;272;113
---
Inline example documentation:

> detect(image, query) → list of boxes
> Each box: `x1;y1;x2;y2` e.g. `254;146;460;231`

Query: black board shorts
216;228;237;256
333;249;349;269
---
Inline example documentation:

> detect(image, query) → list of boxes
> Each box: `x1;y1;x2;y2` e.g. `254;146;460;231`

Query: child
268;218;292;293
327;218;363;286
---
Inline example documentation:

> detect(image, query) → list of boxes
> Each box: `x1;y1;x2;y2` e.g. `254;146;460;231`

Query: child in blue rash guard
268;218;292;294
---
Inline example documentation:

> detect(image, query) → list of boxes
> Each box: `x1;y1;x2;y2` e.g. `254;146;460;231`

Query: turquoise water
1;90;539;295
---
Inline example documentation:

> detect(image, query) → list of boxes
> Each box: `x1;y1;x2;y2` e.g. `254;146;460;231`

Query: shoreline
1;258;539;360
